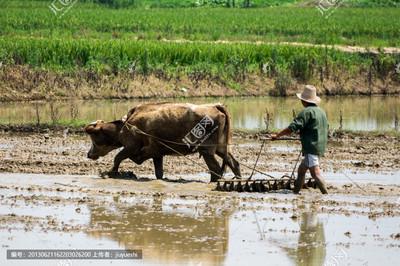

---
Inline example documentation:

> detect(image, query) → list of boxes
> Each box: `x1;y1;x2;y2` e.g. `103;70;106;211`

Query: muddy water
0;174;399;266
0;96;399;131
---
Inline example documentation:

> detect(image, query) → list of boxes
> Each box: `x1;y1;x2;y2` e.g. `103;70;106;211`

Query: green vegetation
345;0;400;7
1;3;400;46
5;0;399;8
1;37;399;90
78;0;299;8
0;0;307;9
1;1;400;99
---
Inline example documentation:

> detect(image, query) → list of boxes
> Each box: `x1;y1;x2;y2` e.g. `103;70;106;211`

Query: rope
290;151;303;180
341;171;367;193
124;121;298;147
124;122;225;179
124;121;300;181
157;141;225;179
237;160;281;179
249;139;266;180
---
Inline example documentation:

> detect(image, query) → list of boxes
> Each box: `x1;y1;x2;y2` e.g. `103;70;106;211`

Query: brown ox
84;103;241;182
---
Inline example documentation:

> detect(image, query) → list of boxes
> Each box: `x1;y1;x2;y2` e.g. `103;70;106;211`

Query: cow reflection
87;196;231;266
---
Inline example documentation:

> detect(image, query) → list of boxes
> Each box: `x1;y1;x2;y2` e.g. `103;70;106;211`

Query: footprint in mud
100;171;137;179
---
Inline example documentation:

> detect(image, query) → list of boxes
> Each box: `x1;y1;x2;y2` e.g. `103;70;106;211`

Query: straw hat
296;85;321;105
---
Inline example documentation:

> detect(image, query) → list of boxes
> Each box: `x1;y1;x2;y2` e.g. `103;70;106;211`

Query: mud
0;131;399;196
0;131;399;265
0;172;399;265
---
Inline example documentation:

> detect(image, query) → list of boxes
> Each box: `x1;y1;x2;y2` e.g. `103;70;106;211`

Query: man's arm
271;128;292;140
271;109;307;140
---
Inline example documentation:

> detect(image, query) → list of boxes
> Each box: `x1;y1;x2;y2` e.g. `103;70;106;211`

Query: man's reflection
287;211;326;266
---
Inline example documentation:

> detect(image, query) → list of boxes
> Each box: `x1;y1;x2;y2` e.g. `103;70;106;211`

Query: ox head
84;120;124;160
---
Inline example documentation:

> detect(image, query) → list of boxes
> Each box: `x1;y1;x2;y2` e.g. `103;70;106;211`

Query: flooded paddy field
0;173;399;266
0;131;398;179
0;130;399;265
0;96;399;131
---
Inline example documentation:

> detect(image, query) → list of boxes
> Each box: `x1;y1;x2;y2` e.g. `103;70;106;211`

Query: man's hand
271;128;292;141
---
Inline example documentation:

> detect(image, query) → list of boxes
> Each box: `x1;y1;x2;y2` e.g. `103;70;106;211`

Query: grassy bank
4;38;397;76
1;1;400;100
1;38;400;101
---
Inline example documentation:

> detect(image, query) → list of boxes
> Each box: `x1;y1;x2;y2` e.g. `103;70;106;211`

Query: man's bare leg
294;164;308;194
309;166;328;194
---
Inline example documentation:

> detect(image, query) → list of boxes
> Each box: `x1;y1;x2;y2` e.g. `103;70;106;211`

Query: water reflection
0;96;398;131
285;211;326;266
87;196;231;266
86;194;331;266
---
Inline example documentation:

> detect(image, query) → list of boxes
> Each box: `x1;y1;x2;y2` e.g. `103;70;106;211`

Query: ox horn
89;120;104;126
85;120;104;134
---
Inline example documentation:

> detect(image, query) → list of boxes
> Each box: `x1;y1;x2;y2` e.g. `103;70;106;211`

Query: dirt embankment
0;65;399;101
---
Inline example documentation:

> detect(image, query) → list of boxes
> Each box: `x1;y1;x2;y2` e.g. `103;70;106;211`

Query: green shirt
288;106;328;156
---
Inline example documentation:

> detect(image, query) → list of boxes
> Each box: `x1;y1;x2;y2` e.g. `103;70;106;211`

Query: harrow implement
214;137;311;193
215;177;318;193
124;122;309;193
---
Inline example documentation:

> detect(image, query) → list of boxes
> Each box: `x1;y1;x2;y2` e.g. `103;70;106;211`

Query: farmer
271;85;329;194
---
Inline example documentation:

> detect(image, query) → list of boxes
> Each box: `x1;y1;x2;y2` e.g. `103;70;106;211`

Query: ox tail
215;104;231;147
215;104;231;176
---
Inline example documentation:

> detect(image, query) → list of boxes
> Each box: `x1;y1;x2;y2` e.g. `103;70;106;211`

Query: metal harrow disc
215;178;316;193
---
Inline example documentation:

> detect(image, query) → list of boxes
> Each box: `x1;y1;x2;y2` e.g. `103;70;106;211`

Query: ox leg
153;157;164;180
129;144;153;165
202;154;222;183
111;148;132;173
217;151;241;178
227;152;241;177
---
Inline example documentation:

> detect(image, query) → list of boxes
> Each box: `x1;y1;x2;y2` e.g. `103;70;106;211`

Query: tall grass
0;0;307;9
1;37;399;84
6;0;398;8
